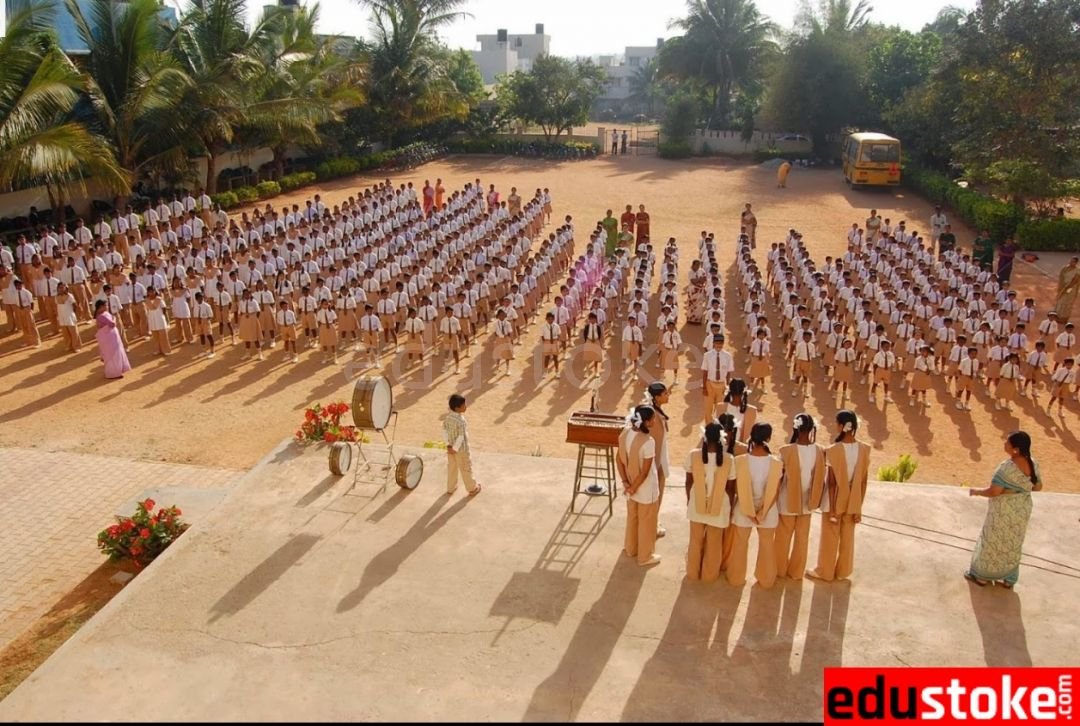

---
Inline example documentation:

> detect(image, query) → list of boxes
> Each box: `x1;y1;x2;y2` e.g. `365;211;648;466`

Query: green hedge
446;137;599;156
234;186;258;203
904;165;1026;242
658;141;693;159
752;147;813;163
279;171;316;191
316;157;362;181
255;180;281;198
211;191;239;210
1017;219;1080;251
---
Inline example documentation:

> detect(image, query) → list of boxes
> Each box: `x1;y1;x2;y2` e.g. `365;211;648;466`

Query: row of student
618;402;870;588
741;224;1078;412
2;183;563;361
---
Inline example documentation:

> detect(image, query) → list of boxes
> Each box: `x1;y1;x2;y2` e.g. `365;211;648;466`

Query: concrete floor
2;442;1078;721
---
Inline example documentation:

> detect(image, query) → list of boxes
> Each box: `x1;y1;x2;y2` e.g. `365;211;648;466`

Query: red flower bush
97;499;189;570
293;401;365;444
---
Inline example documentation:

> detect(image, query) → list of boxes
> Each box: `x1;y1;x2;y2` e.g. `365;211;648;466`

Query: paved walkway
0;447;240;651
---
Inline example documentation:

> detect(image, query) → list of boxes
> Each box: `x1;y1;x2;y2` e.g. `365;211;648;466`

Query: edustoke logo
824;668;1077;723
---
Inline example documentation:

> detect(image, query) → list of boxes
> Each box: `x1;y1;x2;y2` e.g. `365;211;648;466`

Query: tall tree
660;0;778;127
0;2;127;205
797;0;873;34
66;0;192;188
497;55;606;141
628;60;665;118
357;0;472;145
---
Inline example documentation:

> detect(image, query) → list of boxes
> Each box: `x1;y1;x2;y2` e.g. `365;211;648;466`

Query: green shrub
315;157;360;180
752;147;813;163
1017;219;1080;251
877;454;918;483
210;191;238;209
658;141;693;159
279;171;316;191
234;186;258;203
904;164;1026;241
255;180;281;198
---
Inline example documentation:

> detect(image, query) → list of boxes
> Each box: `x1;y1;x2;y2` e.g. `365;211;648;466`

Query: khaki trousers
775;513;811;580
687;522;725;582
726;525;777;589
15;308;39;345
704;379;726;422
624;499;659;565
811;513;857;581
131;303;148;337
60;325;81;352
446;450;478;494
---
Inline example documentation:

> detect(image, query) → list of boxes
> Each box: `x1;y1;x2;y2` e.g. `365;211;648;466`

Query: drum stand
571;444;617;516
348;411;399;497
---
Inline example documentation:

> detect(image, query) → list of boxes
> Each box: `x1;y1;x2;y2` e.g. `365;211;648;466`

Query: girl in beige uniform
193;291;215;357
403;307;426;366
807;410;871;582
660;320;682;384
617;405;661;568
237;289;264;360
775;414;825;580
581;312;604;379
276;300;299;362
145;287;171;356
316;298;339;363
727;423;782;589
684;422;734;582
55;282;81;352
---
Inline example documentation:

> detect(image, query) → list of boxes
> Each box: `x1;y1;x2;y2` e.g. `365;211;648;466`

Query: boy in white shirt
870;339;897;404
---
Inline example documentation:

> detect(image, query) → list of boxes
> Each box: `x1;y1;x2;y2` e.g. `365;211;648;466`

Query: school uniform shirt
438;316;460;336
622;430;659;505
914;356;935;374
493;319;513;338
316;308;337;326
542;322;561;341
1051;367;1075;386
936;327;957;346
1038;319;1059;338
750;339;770;357
731;455;780;528
582;322;602;341
662;330;681;349
56;293;77;326
959;357;981;377
794;341;817;360
1055;332;1075;351
195;301;213;322
873;350;896;370
1026;351;1048;370
621;325;643;344
685;450;731;527
1000;361;1021;380
1008;332;1028;351
701;349;734;382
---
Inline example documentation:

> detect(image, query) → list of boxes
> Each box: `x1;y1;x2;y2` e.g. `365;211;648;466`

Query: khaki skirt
660;347;679;370
494;338;513;360
749;356;770;379
583;340;603;363
623;340;641;360
239;314;261;342
956;375;977;393
987;360;1002;379
833;361;855;384
406;332;424;354
542;340;560;356
910;370;932;391
997;378;1017;399
318;324;337;347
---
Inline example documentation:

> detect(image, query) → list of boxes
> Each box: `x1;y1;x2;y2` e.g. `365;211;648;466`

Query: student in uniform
659;320;682;384
621;313;643;376
776;414;826;580
807;410;871;583
684;422;734;582
701;334;734;423
995;353;1023;412
1054;323;1076;372
869;339;897;404
276;299;299;362
298;285;319;349
444;393;482;497
1047;358;1075;414
144;286;171;356
491;307;514;376
55;282;81;352
169;278;194;346
581;311;604;379
336;288;360;352
237;288;264;360
312;298;336;363
193;291;215;358
955;347;981;411
789;327;816;398
438;305;462;373
360;303;382;367
910;345;936;407
748;327;771;392
727;423;782;589
403;307;426;367
541;311;561;375
617;405;661;568
1021;341;1049;399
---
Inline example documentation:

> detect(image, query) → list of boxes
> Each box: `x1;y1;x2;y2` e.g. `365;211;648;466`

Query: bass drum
395;454;424;490
352;376;393;430
328;441;352;476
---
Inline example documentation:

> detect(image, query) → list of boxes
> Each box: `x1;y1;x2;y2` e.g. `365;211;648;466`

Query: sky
0;0;978;55
251;0;978;57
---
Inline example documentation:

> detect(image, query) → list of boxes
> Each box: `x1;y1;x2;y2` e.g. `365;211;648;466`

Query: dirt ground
1;155;1077;489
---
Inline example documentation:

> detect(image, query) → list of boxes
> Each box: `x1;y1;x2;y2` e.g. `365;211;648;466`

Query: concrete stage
2;443;1078;721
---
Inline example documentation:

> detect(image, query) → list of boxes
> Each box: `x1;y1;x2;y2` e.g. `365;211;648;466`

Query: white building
470;24;551;85
594;42;662;107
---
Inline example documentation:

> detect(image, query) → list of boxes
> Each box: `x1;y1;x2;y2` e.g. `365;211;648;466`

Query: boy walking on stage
444;394;482;497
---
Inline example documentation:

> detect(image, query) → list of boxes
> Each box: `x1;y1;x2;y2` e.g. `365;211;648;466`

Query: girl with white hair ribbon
616;405;661;568
776;414;826;580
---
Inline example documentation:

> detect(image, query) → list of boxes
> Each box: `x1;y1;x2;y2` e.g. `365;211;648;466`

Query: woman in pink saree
94;300;132;379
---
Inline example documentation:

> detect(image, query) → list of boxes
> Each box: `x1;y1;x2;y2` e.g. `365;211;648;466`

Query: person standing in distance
444;394;482;497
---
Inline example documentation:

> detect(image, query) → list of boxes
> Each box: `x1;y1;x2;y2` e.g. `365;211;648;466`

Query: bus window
859;143;900;163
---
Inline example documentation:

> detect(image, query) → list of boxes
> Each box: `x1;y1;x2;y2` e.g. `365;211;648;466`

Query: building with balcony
470;24;550;85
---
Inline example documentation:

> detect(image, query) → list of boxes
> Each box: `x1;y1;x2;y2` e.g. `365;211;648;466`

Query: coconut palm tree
662;0;778;127
797;0;874;35
628;60;664;118
170;0;327;193
66;0;192;188
357;0;472;145
0;2;127;211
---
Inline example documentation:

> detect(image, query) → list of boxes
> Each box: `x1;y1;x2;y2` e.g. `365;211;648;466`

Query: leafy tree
0;1;127;207
628;60;666;118
660;0;778;127
497;55;607;140
865;29;941;114
66;0;192;190
661;91;703;140
797;0;873;34
445;48;486;104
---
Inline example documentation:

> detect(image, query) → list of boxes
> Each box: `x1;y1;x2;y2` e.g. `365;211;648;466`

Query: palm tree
628;60;663;118
357;0;472;145
248;4;364;177
170;0;326;193
0;2;127;211
663;0;778;127
797;0;873;35
66;0;192;190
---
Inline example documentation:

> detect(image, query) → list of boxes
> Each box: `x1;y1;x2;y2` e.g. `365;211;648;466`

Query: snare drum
395;454;424;490
352;376;393;430
328;441;352;476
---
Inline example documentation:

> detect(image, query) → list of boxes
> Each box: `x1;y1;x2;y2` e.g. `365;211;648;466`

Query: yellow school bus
842;132;901;187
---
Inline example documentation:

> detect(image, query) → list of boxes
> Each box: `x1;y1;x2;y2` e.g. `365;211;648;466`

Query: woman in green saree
965;431;1042;588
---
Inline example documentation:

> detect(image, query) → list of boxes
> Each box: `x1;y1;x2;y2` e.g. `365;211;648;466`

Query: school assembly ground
1;155;1078;718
